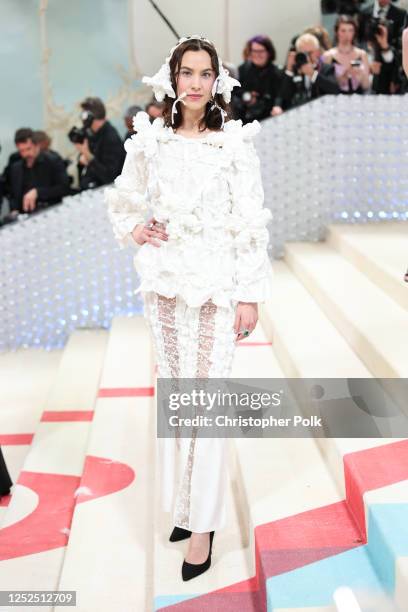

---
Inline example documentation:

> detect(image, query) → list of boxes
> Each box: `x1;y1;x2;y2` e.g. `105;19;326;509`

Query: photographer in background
358;0;407;93
322;15;370;94
367;21;398;93
359;0;406;49
231;35;283;124
70;97;124;191
271;33;340;115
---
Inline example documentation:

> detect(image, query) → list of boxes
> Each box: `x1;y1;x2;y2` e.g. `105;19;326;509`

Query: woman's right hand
271;105;283;117
131;217;168;248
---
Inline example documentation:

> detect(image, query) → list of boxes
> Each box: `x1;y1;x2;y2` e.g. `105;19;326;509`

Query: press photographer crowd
0;0;407;227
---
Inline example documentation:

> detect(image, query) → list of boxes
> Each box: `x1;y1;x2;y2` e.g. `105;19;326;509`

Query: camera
68;110;95;145
350;59;362;67
241;91;273;122
294;52;310;71
367;16;393;42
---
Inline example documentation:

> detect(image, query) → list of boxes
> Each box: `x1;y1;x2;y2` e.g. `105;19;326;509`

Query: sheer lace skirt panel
142;290;237;532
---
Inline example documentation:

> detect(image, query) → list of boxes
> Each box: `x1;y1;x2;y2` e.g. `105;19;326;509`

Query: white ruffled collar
132;111;261;145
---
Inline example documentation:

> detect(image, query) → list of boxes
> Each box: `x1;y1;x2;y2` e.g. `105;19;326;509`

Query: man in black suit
8;129;70;214
0;128;31;208
359;0;407;92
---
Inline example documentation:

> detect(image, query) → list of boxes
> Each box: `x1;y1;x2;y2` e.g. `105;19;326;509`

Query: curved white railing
1;94;407;350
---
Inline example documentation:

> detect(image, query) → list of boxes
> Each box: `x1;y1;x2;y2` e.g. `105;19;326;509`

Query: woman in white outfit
105;35;273;581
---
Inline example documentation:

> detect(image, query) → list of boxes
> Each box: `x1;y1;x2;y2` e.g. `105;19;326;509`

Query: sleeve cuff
110;215;145;250
381;49;394;63
232;272;273;304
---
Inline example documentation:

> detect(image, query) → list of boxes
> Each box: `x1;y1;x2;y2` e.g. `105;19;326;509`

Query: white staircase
0;221;407;612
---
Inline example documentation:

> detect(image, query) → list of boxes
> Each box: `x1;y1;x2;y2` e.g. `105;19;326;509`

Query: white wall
1;0;321;164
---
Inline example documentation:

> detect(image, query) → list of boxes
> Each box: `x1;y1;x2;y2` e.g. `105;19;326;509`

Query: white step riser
327;227;408;313
284;248;400;379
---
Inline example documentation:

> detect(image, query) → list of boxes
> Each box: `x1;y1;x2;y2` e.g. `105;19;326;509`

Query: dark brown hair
81;96;106;119
14;127;34;144
304;25;332;51
162;38;231;133
33;130;51;146
334;15;358;44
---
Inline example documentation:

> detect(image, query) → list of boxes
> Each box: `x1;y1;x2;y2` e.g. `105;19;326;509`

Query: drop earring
171;91;188;125
210;95;227;130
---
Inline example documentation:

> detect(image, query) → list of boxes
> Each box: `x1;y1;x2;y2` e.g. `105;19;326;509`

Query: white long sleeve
227;124;273;303
104;134;149;250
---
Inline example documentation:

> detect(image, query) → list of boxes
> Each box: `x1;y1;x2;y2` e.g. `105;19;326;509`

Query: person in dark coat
0;128;32;207
272;33;340;114
358;0;407;93
231;35;283;123
359;0;406;50
0;447;12;498
75;97;125;190
8;130;71;214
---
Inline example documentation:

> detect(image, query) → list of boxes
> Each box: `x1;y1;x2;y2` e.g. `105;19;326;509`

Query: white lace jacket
105;111;273;308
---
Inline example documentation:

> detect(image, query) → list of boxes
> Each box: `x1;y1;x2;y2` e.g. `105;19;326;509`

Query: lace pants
142;291;238;533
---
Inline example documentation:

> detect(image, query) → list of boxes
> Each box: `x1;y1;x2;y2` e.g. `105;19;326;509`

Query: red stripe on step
0;434;34;445
344;439;408;538
98;387;154;397
41;411;94;422
75;455;135;504
0;457;134;560
0;472;80;560
255;500;362;555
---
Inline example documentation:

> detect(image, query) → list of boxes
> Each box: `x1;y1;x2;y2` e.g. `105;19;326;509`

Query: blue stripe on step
155;594;198;610
266;545;383;610
367;503;408;593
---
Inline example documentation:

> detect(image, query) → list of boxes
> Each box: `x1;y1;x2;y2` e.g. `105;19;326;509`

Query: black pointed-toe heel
181;531;215;581
169;526;192;542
